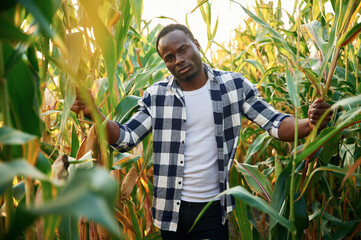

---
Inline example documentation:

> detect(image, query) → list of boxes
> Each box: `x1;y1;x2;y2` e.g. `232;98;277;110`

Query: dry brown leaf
89;222;99;240
78;218;88;240
120;166;138;200
114;208;135;233
144;191;153;235
79;219;111;240
96;223;110;240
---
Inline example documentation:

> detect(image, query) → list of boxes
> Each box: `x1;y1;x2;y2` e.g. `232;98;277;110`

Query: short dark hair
156;24;195;55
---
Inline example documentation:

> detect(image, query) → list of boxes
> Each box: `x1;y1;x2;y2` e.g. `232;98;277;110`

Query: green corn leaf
0;160;49;191
298;165;361;200
3;199;37;240
58;73;75;148
302;20;328;58
312;0;327;20
297;95;361;164
211;16;219;41
189;186;294;233
270;162;292;230
206;1;212;39
317;44;335;82
116;0;132;61
191;0;208;13
244;59;265;75
332;94;361;109
236;163;272;200
0;15;31;42
129;0;142;32
333;221;361;239
294;192;309;238
56;32;83;153
132;70;155;92
195;0;208;22
339;0;356;34
0;126;37;145
65;32;83;76
78;0;116;106
4;44;28;76
286;68;300;108
319;130;341;164
257;66;284;88
17;0;66;54
229;167;252;239
40;142;59;162
70;123;79;158
337;22;361;48
112;153;140;170
126;200;142;239
36;153;52;176
313;0;321;19
28;167;120;237
4;43;44;137
301;67;322;97
235;199;252;239
113;95;140;123
238;3;296;61
245;132;269;163
212;40;231;54
12;182;25;202
58;215;79;240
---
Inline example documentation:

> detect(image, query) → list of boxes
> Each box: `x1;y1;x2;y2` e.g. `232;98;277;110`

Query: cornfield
0;0;360;239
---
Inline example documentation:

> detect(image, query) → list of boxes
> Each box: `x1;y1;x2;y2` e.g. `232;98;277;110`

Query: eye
180;47;187;53
165;55;174;62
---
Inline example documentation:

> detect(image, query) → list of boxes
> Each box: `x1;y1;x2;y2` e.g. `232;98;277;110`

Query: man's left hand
308;98;333;130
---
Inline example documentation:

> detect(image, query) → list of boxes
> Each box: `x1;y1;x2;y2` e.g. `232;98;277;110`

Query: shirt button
177;202;180;205
181;141;184;144
180;161;183;164
178;181;181;185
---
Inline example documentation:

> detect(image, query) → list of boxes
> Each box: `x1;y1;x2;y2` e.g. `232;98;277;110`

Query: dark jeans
160;200;228;240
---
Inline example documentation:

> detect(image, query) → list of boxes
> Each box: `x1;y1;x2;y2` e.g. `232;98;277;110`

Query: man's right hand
71;89;120;144
71;89;96;120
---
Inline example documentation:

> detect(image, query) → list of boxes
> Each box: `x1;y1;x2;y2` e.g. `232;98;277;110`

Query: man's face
158;30;203;83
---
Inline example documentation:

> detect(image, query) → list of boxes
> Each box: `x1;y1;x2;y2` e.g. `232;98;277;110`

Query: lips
178;65;190;75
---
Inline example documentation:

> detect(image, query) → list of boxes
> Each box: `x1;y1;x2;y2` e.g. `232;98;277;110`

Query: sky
142;0;297;50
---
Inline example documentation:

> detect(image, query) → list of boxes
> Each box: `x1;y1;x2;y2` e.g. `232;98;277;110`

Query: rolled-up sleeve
241;78;290;139
110;92;152;152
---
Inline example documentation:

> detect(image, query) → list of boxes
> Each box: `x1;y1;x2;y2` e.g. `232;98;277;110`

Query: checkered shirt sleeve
238;75;290;139
110;91;153;152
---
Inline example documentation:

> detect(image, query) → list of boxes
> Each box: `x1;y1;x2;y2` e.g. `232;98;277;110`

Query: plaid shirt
111;64;289;231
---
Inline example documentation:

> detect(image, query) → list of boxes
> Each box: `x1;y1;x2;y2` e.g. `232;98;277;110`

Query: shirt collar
166;63;217;92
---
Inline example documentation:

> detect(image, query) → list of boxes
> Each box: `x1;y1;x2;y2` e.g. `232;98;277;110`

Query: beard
173;62;203;83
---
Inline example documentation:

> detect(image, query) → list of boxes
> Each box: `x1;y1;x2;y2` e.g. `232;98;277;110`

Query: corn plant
0;0;166;239
205;0;361;239
1;0;361;239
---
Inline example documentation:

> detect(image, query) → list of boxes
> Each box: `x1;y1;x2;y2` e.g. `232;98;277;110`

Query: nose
175;54;184;66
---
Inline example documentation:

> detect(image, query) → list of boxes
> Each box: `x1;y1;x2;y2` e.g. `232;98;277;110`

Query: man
72;24;332;239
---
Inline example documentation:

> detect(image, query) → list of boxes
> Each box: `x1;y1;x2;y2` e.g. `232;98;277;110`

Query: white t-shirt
181;80;220;202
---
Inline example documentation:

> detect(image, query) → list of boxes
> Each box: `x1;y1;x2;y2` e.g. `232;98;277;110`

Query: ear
194;39;201;50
